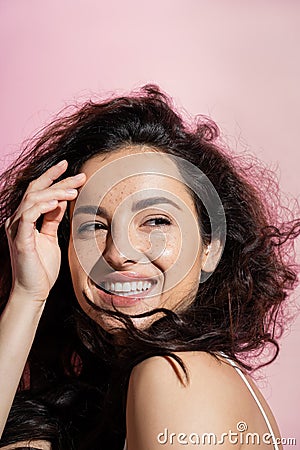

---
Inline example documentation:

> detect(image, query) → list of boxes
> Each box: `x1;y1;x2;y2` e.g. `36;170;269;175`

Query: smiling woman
68;148;219;331
0;85;299;449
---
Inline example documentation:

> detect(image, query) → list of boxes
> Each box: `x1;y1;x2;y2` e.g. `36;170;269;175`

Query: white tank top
219;352;279;450
123;352;280;450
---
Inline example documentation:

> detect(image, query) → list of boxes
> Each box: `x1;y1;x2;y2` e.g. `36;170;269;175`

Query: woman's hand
0;161;86;437
5;160;86;303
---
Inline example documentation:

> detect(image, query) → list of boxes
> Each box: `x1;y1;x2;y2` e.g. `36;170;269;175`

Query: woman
0;85;299;449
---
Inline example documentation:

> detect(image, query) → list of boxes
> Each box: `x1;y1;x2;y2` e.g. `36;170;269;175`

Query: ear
201;239;223;273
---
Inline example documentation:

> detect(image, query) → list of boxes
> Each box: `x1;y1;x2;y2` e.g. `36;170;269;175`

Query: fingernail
57;160;67;166
66;189;77;195
73;173;85;180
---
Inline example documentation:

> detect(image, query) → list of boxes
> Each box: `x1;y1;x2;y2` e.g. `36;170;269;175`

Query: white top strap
218;352;279;450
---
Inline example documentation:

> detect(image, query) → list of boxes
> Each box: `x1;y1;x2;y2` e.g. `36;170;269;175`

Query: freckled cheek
150;233;182;270
68;238;99;286
94;235;107;254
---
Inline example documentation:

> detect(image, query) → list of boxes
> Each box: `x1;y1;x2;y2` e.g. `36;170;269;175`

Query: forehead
79;147;195;207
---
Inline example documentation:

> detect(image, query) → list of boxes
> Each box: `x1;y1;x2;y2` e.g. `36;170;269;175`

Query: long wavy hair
0;84;299;448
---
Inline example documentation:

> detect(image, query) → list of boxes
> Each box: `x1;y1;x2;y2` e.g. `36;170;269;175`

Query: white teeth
143;281;151;290
102;280;153;294
123;282;131;292
115;282;122;292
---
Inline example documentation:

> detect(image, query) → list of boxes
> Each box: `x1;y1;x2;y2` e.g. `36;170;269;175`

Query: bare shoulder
127;352;242;449
129;350;243;396
126;351;282;449
127;351;239;422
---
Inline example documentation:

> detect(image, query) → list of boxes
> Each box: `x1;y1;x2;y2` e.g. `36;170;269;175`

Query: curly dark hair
0;84;299;447
0;381;107;449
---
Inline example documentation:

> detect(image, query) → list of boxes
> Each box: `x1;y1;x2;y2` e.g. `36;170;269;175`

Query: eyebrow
73;205;109;218
131;196;181;212
73;196;181;218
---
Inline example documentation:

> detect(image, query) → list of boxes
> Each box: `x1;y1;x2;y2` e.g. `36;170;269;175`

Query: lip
93;282;157;307
90;271;159;307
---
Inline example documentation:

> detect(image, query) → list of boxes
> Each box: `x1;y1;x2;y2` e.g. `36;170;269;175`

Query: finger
8;166;86;233
10;178;86;224
25;160;69;193
28;163;86;193
15;200;59;250
48;172;86;190
40;201;68;238
15;187;79;217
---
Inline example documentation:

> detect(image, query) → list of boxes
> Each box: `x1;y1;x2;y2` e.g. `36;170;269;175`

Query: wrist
0;293;46;348
7;289;47;314
9;285;48;306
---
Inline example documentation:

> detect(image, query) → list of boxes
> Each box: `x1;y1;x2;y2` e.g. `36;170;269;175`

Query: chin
77;287;164;333
98;314;159;334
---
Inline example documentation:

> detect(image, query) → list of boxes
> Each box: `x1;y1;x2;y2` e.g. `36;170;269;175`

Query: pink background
1;0;299;445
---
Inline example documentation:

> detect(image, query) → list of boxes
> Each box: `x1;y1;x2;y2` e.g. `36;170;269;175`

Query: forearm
0;292;45;437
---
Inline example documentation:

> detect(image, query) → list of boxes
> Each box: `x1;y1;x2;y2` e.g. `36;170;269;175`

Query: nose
102;233;137;269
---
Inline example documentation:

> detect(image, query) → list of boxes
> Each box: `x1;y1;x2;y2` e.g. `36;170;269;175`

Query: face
68;146;210;331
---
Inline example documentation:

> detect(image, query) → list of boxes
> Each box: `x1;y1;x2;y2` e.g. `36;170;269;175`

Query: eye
142;216;172;227
77;221;108;235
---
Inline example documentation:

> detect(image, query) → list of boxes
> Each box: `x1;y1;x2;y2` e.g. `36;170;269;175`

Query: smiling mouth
96;279;156;297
